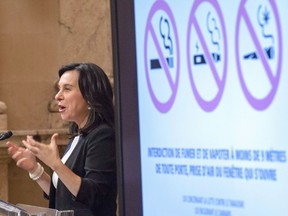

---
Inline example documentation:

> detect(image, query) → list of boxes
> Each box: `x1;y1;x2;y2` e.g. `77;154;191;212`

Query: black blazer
47;124;117;216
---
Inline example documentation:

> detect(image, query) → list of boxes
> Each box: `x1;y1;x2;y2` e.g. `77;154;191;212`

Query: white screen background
134;1;288;215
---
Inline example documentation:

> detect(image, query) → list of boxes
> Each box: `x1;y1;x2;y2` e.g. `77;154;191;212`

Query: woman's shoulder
93;123;114;133
84;123;114;139
80;124;115;151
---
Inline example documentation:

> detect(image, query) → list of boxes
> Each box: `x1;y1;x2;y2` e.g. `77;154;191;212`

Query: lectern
0;200;74;216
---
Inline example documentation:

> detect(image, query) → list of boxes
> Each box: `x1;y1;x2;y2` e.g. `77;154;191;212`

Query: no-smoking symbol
144;0;180;113
187;0;228;112
235;0;282;110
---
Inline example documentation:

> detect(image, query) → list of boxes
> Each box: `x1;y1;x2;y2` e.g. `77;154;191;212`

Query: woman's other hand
7;141;37;172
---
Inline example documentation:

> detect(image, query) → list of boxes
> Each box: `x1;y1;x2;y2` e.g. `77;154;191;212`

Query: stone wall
0;0;60;130
0;0;113;130
59;0;113;79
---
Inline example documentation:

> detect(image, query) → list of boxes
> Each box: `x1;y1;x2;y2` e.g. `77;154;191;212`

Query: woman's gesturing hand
7;141;37;173
22;133;62;171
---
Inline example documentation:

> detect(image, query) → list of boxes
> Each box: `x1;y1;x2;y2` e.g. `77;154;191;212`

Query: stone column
0;101;9;201
0;101;7;130
0;150;10;201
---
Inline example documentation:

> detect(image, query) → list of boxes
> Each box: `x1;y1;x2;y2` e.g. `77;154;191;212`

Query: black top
47;124;117;216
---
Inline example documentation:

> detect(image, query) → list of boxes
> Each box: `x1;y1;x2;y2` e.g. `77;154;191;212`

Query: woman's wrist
51;160;63;172
29;162;44;181
29;162;38;173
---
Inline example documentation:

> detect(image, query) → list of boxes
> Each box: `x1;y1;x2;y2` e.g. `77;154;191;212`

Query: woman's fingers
22;136;39;153
7;142;22;155
11;150;23;161
51;133;59;143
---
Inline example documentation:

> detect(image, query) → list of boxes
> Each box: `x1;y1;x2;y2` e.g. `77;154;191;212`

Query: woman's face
55;70;89;128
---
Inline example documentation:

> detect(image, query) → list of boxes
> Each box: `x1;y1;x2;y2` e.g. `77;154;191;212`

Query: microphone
0;131;13;141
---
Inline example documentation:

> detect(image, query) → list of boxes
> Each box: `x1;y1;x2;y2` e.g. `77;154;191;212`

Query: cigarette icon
150;57;174;69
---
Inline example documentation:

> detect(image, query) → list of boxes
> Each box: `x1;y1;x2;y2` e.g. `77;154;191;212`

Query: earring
88;106;91;110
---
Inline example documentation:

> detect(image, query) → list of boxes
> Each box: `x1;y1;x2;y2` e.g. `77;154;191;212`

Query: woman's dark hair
58;63;114;136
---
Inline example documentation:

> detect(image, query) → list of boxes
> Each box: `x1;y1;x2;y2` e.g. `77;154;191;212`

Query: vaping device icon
194;52;220;65
193;12;221;65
